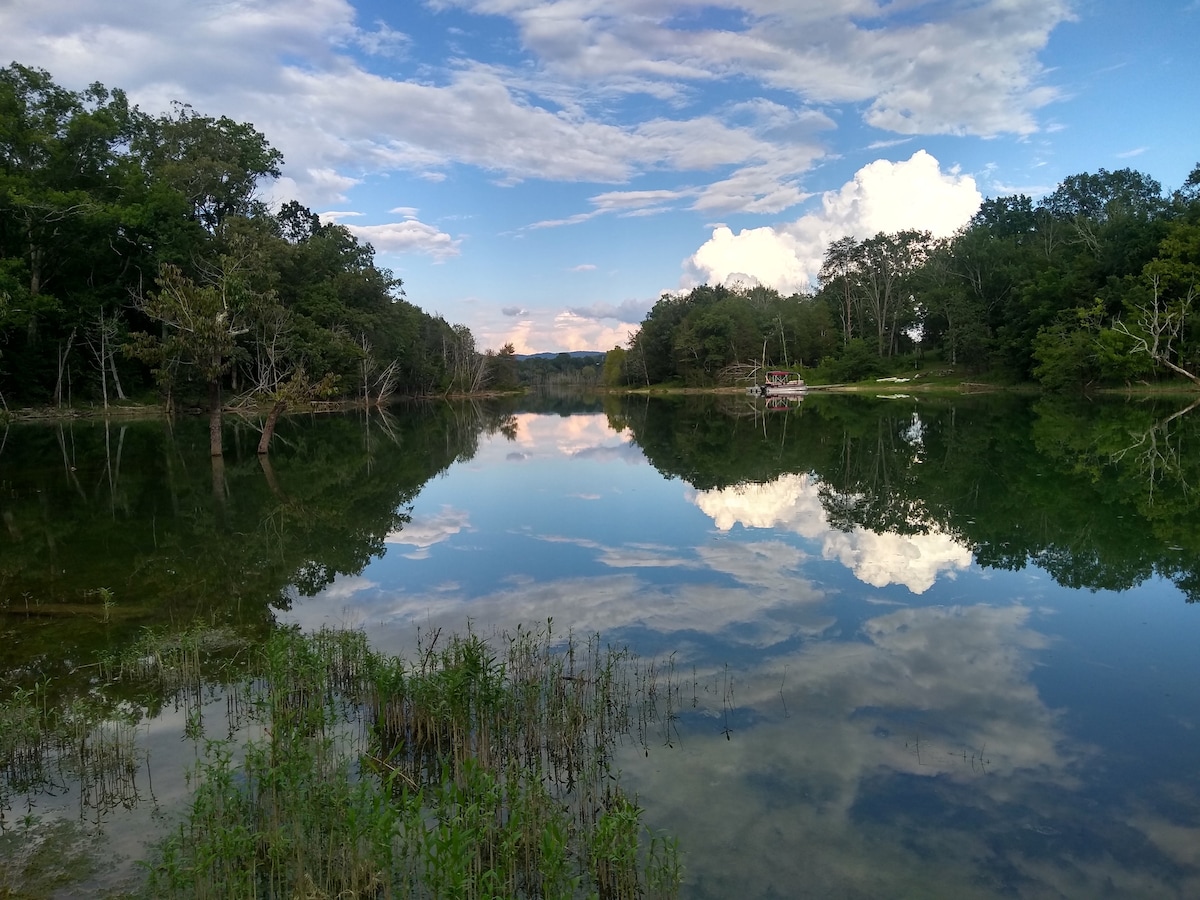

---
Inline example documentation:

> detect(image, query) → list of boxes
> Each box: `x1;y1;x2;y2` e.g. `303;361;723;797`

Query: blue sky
3;0;1196;352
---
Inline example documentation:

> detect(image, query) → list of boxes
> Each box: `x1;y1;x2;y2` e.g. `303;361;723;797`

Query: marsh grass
0;681;146;828
140;623;681;899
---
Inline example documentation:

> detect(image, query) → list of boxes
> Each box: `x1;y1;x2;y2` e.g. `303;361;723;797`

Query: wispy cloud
1;0;1071;228
324;209;462;260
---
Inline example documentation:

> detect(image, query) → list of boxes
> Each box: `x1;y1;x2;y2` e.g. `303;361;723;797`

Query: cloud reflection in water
693;473;973;593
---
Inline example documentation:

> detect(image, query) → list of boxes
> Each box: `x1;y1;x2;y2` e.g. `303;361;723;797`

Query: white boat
753;370;807;396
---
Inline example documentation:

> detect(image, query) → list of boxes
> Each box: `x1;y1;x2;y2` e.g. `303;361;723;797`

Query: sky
3;0;1197;353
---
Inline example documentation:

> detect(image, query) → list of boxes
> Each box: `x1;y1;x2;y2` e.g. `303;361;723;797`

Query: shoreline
4;379;1198;422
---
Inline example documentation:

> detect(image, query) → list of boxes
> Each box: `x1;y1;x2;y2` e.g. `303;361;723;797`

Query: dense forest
0;63;490;438
614;165;1200;391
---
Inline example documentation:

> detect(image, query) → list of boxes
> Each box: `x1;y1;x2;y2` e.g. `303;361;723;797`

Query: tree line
0;63;494;451
613;165;1200;390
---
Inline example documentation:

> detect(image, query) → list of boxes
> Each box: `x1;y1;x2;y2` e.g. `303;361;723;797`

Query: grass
134;623;681;899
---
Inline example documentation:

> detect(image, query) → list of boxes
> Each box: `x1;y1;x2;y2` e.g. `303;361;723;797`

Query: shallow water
3;393;1199;897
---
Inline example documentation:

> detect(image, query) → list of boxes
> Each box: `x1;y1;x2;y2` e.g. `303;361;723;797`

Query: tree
134;102;283;234
256;367;337;455
603;345;627;386
970;194;1037;237
920;238;987;366
132;260;264;455
0;63;493;408
1110;221;1200;387
0;64;147;402
818;236;860;346
856;230;932;357
1112;277;1198;387
1032;303;1107;391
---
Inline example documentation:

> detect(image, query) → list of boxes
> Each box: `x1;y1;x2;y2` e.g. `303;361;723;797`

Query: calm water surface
3;393;1199;897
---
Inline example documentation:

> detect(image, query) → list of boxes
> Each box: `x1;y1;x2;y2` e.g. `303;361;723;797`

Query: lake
2;391;1199;898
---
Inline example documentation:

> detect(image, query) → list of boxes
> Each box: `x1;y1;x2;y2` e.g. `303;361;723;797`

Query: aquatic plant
140;623;681;899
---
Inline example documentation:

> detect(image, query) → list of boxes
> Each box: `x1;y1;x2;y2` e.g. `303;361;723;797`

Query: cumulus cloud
501;306;530;317
688;225;812;295
685;150;983;294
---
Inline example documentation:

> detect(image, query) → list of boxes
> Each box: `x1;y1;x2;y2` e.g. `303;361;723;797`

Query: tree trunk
54;329;76;408
258;453;285;500
258;399;287;455
1157;355;1200;388
98;315;109;411
211;454;227;511
209;378;223;457
110;353;126;400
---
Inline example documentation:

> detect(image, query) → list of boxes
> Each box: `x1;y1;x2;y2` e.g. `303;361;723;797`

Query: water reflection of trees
0;403;505;678
621;393;1200;600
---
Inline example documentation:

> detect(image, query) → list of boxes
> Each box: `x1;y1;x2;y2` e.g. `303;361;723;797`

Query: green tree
492;342;519;391
1032;302;1112;391
856;230;932;357
0;63;148;402
134;102;283;234
603;345;627;386
132;258;271;455
818;236;860;346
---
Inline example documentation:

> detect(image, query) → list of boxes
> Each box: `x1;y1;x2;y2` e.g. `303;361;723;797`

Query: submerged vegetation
1;622;682;898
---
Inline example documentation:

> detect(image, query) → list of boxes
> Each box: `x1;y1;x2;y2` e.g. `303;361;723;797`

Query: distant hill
515;351;606;361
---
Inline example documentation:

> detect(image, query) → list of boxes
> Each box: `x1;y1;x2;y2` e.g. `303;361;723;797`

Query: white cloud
350;19;411;57
688;225;811;295
813;150;984;237
685;150;983;293
692;163;812;215
482;303;653;354
437;0;1069;137
323;209;463;260
344;220;462;260
551;310;635;353
1;0;1055;232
